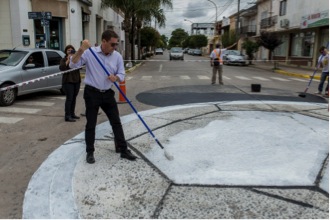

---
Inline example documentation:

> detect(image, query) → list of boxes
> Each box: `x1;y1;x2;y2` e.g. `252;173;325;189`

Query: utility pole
236;0;240;40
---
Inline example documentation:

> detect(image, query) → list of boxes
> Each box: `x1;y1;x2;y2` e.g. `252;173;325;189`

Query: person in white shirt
209;42;237;85
315;46;329;96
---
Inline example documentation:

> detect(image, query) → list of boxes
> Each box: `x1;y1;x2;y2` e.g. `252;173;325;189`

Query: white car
0;48;65;106
169;47;184;61
155;48;163;55
222;50;247;66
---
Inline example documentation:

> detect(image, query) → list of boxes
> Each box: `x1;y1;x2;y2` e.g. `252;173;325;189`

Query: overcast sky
158;0;252;38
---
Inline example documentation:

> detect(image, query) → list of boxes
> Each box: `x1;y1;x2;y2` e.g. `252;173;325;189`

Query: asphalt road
0;51;327;218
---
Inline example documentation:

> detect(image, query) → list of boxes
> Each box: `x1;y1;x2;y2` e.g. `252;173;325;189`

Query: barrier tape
0;67;82;92
122;59;316;62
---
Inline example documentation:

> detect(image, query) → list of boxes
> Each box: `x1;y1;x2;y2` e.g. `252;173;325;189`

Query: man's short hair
319;46;326;52
215;44;221;48
102;30;118;41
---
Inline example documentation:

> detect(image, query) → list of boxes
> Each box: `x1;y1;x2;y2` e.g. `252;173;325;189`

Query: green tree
101;0;172;60
242;39;259;65
168;28;188;48
140;26;160;50
190;35;208;49
221;30;236;48
257;31;283;68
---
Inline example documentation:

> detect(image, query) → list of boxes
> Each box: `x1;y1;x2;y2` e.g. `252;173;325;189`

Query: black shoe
71;115;80;119
121;149;137;161
65;117;76;122
86;152;95;164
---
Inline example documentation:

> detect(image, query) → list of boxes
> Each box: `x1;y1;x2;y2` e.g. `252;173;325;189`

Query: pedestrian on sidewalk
209;42;237;85
69;30;137;164
59;45;81;122
315;46;329;96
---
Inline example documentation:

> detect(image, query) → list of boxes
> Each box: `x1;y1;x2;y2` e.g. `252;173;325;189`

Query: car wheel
0;84;17;106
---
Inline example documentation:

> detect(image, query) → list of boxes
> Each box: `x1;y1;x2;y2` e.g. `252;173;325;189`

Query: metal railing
260;15;278;29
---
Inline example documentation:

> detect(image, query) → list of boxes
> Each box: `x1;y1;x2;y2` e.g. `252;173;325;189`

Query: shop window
291;32;314;57
274;35;288;56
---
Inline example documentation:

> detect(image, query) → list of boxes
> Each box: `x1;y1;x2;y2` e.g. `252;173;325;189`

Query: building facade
0;0;125;54
209;0;329;67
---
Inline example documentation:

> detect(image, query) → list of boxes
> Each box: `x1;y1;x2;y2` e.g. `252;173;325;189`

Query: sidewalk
250;61;321;80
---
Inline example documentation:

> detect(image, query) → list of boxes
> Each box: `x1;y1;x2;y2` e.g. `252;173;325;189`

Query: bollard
118;80;127;103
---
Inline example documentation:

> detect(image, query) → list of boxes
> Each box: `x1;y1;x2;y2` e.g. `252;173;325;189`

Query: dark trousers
318;71;329;92
83;85;127;153
63;82;80;118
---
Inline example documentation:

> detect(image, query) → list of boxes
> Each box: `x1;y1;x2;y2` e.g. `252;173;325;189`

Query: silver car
169;47;184;61
222;50;247;66
0;48;65;106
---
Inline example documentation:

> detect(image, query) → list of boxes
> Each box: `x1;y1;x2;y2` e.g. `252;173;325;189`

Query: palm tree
101;0;172;61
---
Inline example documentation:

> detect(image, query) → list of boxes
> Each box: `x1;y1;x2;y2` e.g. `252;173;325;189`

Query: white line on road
180;76;191;79
252;77;271;81
271;77;291;81
0;107;41;114
197;75;210;80
223;76;231;80
160;76;171;79
125;76;133;81
141;76;152;80
289;78;308;82
159;64;163;72
0;116;24;124
235;76;251;80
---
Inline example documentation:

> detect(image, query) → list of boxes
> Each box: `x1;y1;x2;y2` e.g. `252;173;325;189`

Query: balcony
240;25;257;36
79;0;92;6
260;15;278;29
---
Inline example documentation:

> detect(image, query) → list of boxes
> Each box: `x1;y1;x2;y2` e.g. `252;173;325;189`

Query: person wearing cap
209;42;237;85
69;30;137;164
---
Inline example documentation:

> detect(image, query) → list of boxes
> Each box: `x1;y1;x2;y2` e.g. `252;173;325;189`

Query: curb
274;69;321;80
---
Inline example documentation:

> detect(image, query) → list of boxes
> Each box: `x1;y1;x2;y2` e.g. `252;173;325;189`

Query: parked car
155;48;163;55
193;49;202;56
188;49;194;55
169;47;184;61
222;50;247;66
0;48;65;106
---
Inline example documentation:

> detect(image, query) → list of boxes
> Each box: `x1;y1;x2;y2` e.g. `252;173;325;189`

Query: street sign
41;19;50;27
28;11;52;20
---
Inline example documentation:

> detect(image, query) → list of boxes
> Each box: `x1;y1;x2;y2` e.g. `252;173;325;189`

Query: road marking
159;64;163;72
289;78;308;82
271;77;290;81
180;75;191;79
0;107;41;114
223;76;231;80
16;101;55;107
160;76;171;79
197;75;210;80
141;76;152;80
125;76;133;81
252;77;271;81
0;116;24;124
235;76;251;80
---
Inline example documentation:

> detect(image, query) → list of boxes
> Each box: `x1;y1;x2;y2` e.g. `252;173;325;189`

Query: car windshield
156;48;163;51
228;50;241;56
171;48;182;53
0;50;28;66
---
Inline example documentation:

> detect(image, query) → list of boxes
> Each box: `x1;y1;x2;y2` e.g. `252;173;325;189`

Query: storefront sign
301;10;329;28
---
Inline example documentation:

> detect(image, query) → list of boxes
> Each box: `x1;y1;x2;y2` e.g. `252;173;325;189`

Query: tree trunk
130;17;136;61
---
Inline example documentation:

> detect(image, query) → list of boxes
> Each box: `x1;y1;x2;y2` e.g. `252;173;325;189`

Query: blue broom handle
88;48;163;148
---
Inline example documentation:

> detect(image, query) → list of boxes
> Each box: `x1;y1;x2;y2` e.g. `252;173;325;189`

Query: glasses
111;43;118;47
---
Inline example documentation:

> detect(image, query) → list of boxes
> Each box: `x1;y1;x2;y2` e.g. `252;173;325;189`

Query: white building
0;0;125;54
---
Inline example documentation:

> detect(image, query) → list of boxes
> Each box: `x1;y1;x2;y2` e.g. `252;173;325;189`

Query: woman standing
59;45;81;122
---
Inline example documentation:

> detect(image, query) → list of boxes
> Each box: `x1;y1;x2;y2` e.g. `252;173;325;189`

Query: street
0;51;327;218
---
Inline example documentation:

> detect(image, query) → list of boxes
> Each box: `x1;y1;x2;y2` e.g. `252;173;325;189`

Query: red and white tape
0;67;82;92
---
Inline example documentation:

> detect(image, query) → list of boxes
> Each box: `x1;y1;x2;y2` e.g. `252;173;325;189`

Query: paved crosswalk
0;101;56;124
125;75;312;82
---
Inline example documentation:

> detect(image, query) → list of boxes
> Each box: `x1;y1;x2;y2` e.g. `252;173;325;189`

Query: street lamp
207;0;218;36
184;19;194;35
184;18;193;24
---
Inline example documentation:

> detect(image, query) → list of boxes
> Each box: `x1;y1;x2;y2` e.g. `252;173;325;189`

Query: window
274;35;288;56
290;32;314;57
46;51;62;66
279;0;287;16
29;52;45;68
